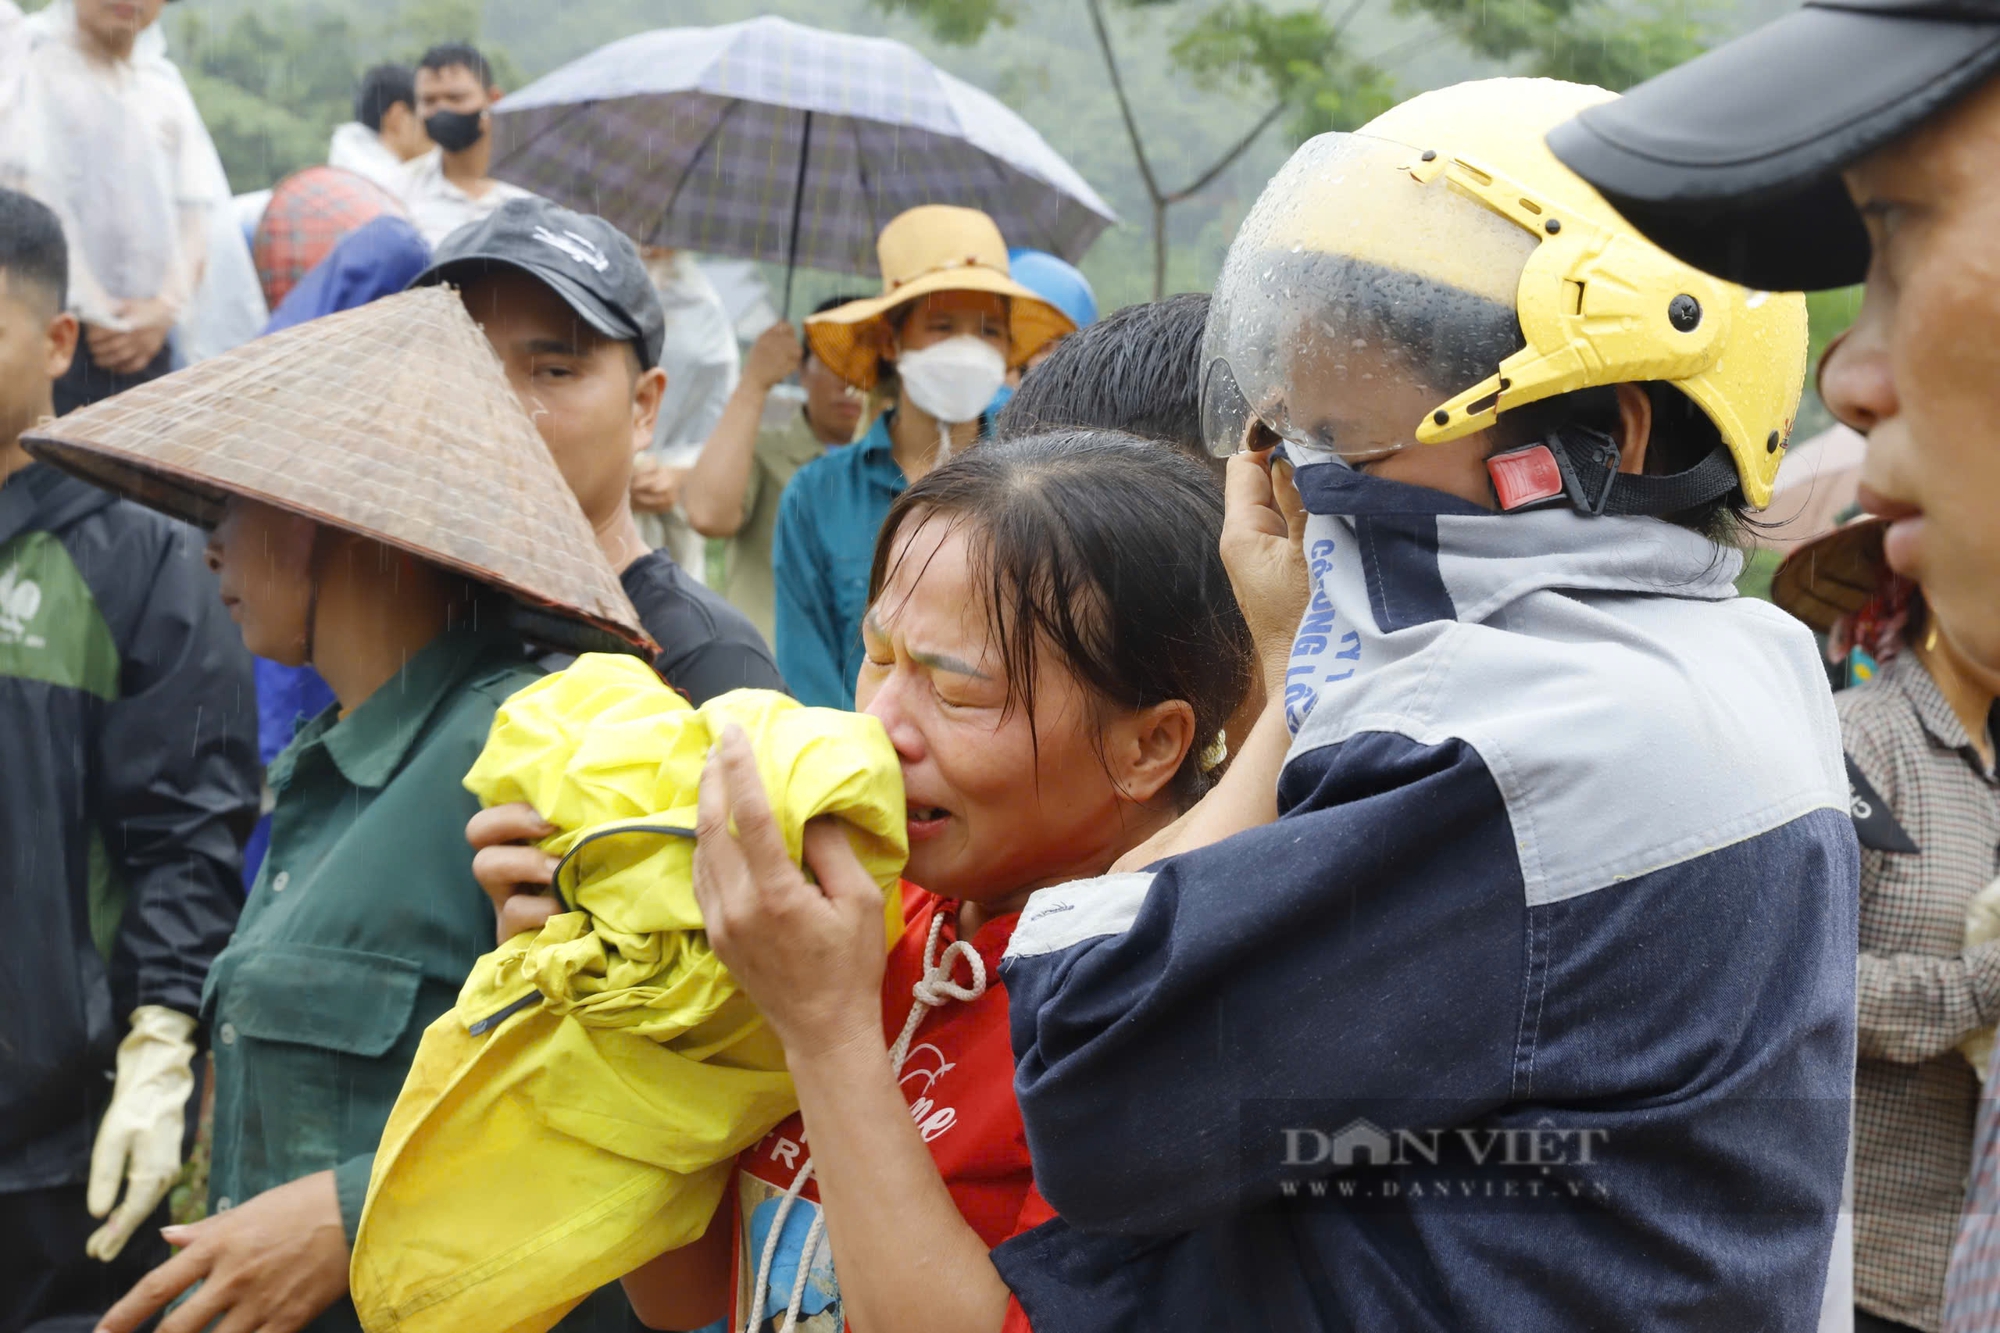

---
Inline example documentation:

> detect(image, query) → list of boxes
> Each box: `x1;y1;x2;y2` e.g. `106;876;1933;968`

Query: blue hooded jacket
996;460;1859;1332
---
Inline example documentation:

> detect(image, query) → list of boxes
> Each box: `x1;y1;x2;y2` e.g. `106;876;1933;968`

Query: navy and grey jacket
996;462;1860;1332
0;464;258;1191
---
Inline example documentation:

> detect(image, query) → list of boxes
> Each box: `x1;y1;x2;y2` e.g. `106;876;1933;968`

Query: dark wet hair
996;293;1209;465
354;64;416;131
418;42;494;89
868;429;1255;809
0;188;67;313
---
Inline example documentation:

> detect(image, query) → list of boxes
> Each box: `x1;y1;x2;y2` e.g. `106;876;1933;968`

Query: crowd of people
3;1;2000;1332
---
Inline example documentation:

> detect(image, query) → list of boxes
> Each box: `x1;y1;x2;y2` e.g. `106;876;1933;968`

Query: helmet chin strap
1485;425;1740;519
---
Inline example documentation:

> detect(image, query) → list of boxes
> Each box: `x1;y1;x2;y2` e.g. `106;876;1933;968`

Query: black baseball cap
1546;0;2000;292
410;197;666;369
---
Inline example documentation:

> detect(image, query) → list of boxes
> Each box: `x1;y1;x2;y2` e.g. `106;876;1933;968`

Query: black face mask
424;108;485;154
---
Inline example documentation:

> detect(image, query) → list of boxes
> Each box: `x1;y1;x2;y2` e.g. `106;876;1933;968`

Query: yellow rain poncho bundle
350;655;905;1333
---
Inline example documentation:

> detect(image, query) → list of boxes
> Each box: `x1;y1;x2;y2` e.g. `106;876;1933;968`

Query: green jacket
0;463;257;1191
202;624;541;1331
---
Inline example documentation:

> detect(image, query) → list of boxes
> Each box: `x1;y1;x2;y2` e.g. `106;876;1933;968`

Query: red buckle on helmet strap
1487;444;1565;511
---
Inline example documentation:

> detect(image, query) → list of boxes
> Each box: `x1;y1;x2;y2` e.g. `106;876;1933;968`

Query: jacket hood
0;462;119;550
1282;448;1842;907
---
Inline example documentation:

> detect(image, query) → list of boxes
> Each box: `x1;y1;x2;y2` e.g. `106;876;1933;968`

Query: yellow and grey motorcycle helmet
1200;78;1809;515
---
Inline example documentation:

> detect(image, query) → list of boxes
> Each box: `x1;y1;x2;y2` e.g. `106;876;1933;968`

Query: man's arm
1003;730;1526;1235
771;480;853;710
96;519;258;1018
682;322;802;538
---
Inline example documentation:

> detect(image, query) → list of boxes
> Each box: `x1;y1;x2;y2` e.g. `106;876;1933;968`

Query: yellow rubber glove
85;1005;197;1262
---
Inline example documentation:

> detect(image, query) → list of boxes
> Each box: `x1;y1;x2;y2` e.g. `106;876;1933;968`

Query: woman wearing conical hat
25;286;650;1333
773;205;1076;709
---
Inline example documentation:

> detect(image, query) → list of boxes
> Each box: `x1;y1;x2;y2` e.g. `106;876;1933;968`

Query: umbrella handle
782;109;814;320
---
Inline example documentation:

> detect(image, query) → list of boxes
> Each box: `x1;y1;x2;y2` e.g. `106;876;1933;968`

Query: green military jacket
201;625;540;1331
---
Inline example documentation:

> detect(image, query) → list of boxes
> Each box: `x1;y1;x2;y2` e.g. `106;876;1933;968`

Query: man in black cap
1544;12;2000;700
1546;31;2000;1333
413;197;785;704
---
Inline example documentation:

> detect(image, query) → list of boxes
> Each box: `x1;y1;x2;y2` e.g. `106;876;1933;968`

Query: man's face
414;63;492;120
0;276;77;453
456;270;663;535
801;351;861;445
1827;74;2000;683
73;0;166;50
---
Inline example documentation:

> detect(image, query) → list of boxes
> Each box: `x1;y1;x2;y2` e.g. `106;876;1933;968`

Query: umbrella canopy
22;287;649;656
489;16;1116;281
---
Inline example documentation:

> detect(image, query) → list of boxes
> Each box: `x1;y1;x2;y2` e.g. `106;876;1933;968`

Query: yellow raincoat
350;654;905;1333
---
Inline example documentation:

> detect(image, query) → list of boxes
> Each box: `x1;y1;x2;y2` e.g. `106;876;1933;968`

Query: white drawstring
743;911;988;1333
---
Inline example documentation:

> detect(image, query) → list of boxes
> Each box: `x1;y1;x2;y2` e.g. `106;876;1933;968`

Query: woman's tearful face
854;517;1138;910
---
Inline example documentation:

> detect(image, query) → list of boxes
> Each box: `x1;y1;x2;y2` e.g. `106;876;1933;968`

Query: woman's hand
467;802;565;942
1220;449;1311;697
693;724;888;1055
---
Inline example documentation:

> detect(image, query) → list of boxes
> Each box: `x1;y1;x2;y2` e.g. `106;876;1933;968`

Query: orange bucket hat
805;205;1076;391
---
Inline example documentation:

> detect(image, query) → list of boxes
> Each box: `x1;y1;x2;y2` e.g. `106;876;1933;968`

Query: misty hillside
149;0;1791;311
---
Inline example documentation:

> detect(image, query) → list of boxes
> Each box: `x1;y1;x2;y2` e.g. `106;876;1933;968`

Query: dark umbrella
489;16;1117;314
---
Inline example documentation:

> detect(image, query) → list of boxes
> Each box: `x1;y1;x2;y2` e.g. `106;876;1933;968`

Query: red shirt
728;884;1038;1331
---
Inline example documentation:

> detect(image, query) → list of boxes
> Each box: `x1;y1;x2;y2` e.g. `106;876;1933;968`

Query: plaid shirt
1840;652;2000;1332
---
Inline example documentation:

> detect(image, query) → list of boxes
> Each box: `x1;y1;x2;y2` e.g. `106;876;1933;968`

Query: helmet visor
1199;131;1538;460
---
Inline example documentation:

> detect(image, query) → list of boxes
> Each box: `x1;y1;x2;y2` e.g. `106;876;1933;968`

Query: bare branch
1329;0;1371;41
1165;99;1285;203
1086;0;1163;204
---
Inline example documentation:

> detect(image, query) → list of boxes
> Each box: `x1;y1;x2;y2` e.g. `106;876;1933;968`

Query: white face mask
894;336;1008;426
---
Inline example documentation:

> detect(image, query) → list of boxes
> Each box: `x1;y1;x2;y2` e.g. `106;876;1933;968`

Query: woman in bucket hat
1774;518;2000;1333
28;287;653;1333
773;204;1074;709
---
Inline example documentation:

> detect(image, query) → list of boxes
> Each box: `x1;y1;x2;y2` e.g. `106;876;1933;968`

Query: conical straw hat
23;286;650;656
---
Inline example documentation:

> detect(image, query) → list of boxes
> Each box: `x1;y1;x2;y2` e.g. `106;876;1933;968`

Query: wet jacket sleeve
1002;732;1527;1235
96;520;258;1019
1844;722;2000;1062
335;1151;374;1243
771;479;851;711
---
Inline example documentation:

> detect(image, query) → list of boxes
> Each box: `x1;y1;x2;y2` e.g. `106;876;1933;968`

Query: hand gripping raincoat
350;654;906;1333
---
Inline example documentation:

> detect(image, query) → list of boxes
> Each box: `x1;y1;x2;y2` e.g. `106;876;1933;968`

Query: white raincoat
0;0;258;355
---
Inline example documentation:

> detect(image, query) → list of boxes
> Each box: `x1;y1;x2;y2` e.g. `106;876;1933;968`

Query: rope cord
743;909;989;1333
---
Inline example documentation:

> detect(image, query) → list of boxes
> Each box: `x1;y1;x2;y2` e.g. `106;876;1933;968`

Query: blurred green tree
881;0;1713;300
167;0;525;193
1399;0;1707;89
885;0;1394;298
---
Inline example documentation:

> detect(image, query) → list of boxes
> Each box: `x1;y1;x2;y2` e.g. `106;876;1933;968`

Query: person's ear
1110;698;1197;807
1613;382;1653;476
632;365;667;454
44;309;78;382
